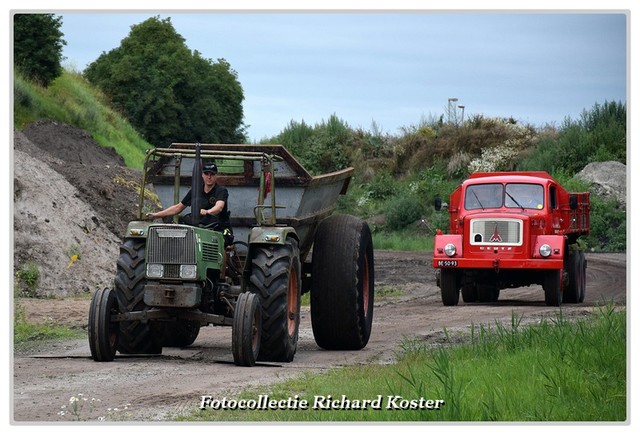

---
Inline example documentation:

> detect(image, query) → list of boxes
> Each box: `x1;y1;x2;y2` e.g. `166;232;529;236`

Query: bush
15;262;40;297
385;195;424;230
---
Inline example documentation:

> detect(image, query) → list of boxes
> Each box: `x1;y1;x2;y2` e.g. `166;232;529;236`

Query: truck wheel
88;287;119;362
543;269;562;306
232;292;262;367
461;274;477;303
114;238;162;355
311;215;375;350
440;269;460;306
156;320;201;347
477;284;500;303
578;251;587;303
563;250;582;304
249;238;301;362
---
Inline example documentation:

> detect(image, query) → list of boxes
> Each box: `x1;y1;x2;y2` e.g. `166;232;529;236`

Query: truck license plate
438;260;458;267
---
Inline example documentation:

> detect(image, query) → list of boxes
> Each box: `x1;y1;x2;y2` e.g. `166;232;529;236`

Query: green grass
14;70;151;168
185;304;626;422
13;302;85;347
372;229;434;251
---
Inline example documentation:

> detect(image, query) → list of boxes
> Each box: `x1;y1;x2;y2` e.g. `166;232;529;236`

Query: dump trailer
432;171;589;306
88;143;374;366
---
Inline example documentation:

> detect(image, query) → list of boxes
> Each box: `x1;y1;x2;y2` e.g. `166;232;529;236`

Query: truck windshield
505;183;544;209
464;183;503;210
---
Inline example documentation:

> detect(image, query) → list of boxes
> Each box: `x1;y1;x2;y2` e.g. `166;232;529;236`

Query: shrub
385;195;424;230
15;262;40;297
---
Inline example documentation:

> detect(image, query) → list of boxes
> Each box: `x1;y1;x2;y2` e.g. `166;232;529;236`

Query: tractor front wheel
88;287;119;362
232;292;262;367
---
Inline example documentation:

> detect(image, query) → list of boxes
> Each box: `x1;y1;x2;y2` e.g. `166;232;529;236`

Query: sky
50;8;628;142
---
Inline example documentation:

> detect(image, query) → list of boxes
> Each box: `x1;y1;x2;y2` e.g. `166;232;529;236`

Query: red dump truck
432;171;590;306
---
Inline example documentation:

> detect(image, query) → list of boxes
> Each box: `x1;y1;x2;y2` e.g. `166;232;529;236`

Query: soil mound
13;121;146;296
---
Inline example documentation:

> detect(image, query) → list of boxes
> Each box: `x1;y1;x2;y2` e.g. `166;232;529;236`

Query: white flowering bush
468;143;520;173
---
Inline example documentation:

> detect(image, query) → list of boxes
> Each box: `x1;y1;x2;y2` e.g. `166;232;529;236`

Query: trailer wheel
156;320;201;347
543;269;562;306
88;287;119;362
440;269;460;306
232;292;262;366
311;215;375;350
114;238;162;355
249;238;301;362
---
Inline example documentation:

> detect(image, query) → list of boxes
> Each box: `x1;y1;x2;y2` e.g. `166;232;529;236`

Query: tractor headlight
146;263;164;278
444;243;457;257
539;244;552;258
180;265;197;279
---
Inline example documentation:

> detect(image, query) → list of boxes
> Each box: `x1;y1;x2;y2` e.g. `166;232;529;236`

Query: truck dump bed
144;143;353;260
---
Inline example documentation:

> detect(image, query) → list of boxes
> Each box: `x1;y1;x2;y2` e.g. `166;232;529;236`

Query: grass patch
13;302;85;347
372;229;434;251
186;304;625;422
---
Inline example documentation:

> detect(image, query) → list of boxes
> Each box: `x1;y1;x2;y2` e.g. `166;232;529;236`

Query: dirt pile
13;120;145;297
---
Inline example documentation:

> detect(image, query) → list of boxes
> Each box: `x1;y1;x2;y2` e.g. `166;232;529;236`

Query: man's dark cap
203;163;218;174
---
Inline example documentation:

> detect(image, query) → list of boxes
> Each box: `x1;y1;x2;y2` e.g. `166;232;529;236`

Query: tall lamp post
458;105;465;125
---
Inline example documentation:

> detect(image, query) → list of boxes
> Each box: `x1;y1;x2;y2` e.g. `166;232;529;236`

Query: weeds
14;262;40;297
57;394;132;421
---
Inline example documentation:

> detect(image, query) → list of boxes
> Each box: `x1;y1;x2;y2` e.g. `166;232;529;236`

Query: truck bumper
433;257;563;270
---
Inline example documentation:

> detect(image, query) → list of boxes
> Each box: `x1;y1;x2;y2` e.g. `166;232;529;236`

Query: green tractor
88;143;374;366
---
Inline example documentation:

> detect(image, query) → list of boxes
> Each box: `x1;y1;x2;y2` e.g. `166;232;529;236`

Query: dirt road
12;251;626;422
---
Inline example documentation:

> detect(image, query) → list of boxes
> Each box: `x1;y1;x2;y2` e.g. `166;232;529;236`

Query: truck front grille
470;218;522;246
147;226;196;264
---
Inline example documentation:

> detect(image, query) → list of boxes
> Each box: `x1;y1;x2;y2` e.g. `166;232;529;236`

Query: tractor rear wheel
311;215;375;350
248;238;301;362
88;287;119;362
232;292;262;367
156;320;201;347
114;238;162;355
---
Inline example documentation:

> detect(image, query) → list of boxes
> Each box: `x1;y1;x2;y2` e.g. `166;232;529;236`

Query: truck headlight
180;264;197;279
146;263;164;278
444;243;457;257
539;244;552;257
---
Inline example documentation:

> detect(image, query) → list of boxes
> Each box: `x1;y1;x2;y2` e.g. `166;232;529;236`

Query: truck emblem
490;224;502;242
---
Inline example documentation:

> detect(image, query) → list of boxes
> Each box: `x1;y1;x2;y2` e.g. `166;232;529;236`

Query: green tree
84;16;245;147
13;13;66;87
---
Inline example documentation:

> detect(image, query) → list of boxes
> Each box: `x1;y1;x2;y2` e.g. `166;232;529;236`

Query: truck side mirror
434;196;442;211
569;195;578;210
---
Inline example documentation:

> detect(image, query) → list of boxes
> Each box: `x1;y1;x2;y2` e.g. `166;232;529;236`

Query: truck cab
433;171;589;306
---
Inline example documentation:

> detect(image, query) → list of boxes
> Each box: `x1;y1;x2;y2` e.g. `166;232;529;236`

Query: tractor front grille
147;226;196;264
